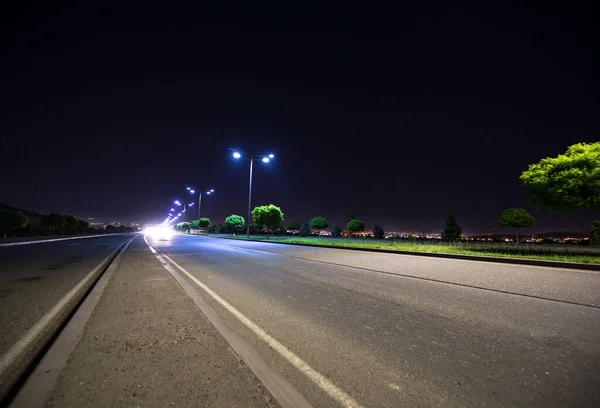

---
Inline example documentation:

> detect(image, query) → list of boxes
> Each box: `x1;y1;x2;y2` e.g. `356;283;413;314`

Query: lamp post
187;187;215;219
174;200;183;222
230;149;275;237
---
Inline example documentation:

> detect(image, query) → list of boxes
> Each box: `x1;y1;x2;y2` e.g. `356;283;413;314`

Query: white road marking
0;243;126;384
205;236;600;274
225;245;280;256
0;234;118;247
146;239;363;408
9;237;136;408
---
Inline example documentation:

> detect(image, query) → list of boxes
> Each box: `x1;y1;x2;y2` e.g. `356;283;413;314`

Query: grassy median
212;235;600;264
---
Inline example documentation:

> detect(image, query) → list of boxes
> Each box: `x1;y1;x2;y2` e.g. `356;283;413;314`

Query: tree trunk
516;228;519;244
3;232;6;239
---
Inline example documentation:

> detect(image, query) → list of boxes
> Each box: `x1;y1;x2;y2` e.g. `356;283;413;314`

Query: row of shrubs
173;203;442;241
0;209;137;238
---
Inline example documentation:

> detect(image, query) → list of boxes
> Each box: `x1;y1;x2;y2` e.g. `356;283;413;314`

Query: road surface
0;234;133;399
147;234;600;407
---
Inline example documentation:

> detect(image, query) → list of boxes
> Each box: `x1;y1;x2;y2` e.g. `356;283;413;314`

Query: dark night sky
1;3;598;233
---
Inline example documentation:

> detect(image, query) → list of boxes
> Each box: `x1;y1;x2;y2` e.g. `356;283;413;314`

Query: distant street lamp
186;186;215;219
230;148;275;237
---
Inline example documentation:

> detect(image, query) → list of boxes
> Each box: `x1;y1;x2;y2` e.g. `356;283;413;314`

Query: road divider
204;236;600;271
0;236;136;405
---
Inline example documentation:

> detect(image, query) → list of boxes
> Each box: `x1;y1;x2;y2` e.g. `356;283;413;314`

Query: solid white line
10;236;136;408
225;245;280;256
145;237;313;408
0;243;126;388
0;234;121;247
147;240;363;408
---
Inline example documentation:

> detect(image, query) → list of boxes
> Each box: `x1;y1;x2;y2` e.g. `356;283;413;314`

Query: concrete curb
0;236;137;405
204;236;600;272
9;236;137;408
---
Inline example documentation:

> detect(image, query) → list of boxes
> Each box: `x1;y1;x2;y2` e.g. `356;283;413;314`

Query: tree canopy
590;220;600;247
77;219;90;233
331;221;342;237
252;204;284;231
177;221;191;232
0;210;29;238
225;214;245;231
373;223;384;239
41;213;66;234
299;221;312;237
189;220;200;230
520;142;600;212
62;214;79;233
309;216;328;231
499;208;535;242
347;219;365;233
197;218;211;229
286;220;301;231
499;208;535;229
105;224;117;233
441;215;462;242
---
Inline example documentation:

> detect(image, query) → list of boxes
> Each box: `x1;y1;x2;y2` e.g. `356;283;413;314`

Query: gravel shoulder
48;237;279;408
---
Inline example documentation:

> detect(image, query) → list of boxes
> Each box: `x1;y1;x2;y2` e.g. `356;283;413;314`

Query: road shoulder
47;237;279;407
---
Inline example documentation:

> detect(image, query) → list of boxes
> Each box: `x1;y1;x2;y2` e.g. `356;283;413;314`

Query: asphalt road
150;234;600;407
0;234;133;398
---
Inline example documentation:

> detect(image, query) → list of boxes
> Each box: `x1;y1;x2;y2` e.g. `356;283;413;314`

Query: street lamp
174;200;187;222
187;186;215;219
230;148;275;237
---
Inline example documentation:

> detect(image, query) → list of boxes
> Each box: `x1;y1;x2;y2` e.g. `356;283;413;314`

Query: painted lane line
0;234;124;247
145;238;363;408
144;238;312;408
0;241;129;400
10;236;137;408
203;236;600;274
208;240;600;309
223;245;280;256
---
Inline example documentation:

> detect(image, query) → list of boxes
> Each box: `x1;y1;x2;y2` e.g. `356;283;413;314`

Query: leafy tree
77;219;89;234
215;224;221;234
105;224;117;233
441;215;462;242
176;222;190;232
299;221;312;237
207;224;216;233
252;204;284;237
63;214;79;232
347;219;365;233
520;142;600;212
117;225;127;233
498;208;535;243
373;224;385;240
590;220;600;247
286;220;301;231
331;221;342;237
197;218;211;229
0;210;29;238
190;220;200;230
225;214;245;233
309;217;328;235
41;213;66;235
